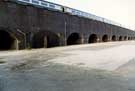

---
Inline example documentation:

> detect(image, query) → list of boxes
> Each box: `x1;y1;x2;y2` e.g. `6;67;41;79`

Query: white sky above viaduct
46;0;135;30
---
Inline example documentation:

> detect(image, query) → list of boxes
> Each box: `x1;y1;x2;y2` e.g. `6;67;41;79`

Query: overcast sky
46;0;135;30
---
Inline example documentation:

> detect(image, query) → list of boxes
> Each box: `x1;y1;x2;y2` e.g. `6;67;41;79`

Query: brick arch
119;36;123;41
88;34;98;43
102;34;108;42
67;32;82;45
32;30;60;48
0;28;20;50
0;27;28;50
112;35;116;41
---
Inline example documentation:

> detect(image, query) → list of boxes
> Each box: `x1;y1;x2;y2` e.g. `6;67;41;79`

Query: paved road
0;41;135;91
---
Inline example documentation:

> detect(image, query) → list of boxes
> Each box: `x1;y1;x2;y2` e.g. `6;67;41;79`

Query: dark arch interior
128;37;130;40
89;34;98;43
32;31;60;48
112;35;116;41
0;30;15;50
102;35;108;42
67;33;81;45
119;36;122;41
47;35;60;48
124;36;127;40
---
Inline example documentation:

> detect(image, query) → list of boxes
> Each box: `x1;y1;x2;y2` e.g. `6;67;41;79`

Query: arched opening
88;34;98;43
102;35;108;42
47;34;60;48
124;36;127;40
119;36;122;41
128;37;130;40
32;31;60;48
67;33;82;45
112;35;116;41
0;30;17;50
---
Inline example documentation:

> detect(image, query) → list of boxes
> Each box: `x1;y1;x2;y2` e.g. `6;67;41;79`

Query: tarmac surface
0;41;135;91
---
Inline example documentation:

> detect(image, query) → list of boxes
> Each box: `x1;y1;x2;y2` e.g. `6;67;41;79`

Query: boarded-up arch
128;37;130;40
67;33;82;45
32;31;60;48
124;36;127;40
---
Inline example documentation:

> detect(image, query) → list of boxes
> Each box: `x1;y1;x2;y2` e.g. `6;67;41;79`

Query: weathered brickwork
0;1;135;50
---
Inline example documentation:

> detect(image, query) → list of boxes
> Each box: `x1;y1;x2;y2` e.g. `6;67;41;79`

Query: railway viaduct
0;0;135;50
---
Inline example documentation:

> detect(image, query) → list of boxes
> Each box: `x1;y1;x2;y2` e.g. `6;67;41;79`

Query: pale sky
46;0;135;30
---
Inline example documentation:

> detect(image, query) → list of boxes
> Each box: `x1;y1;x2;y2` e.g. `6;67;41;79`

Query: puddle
0;60;6;64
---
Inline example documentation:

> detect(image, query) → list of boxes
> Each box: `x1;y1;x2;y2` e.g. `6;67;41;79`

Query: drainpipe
64;21;67;46
17;29;26;49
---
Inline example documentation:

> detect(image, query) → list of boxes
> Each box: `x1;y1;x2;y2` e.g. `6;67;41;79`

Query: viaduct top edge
2;0;134;31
